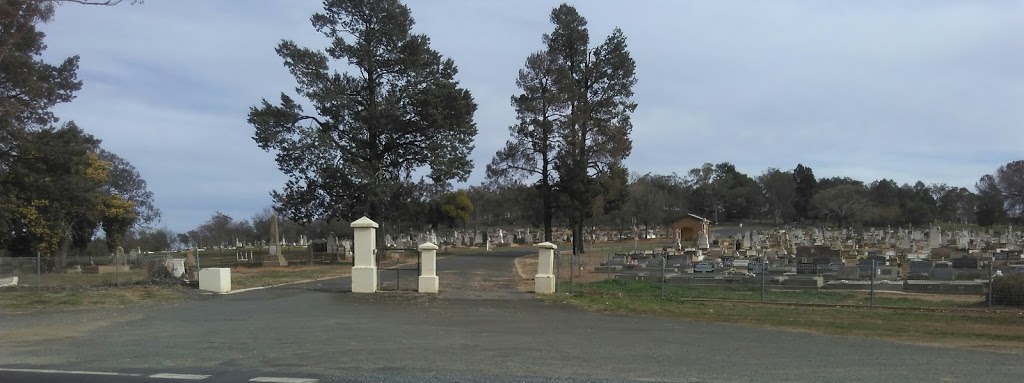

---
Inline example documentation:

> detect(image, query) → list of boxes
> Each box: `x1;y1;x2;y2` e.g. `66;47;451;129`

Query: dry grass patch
0;284;187;313
230;264;354;289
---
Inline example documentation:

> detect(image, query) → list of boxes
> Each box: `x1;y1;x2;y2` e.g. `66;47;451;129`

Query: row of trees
612;161;1024;230
167;158;1022;252
0;0;159;264
249;0;1021;257
252;1;636;256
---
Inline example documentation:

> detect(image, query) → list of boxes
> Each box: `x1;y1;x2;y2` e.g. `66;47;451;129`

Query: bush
992;273;1024;307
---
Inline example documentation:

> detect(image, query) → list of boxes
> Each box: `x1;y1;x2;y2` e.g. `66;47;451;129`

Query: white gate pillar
535;242;557;294
418;242;439;293
351;217;378;293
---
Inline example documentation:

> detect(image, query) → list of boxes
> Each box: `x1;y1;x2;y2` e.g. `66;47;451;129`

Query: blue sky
41;0;1024;232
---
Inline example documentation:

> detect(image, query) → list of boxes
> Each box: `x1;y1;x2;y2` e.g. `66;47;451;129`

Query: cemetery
587;218;1024;298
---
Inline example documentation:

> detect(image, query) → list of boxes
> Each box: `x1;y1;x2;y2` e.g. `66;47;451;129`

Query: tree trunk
572;221;584;256
541;159;553;243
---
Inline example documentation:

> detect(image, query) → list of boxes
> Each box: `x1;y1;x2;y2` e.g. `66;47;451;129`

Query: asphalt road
2;248;1022;382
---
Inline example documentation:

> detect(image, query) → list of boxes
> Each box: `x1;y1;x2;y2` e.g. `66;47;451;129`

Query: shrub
992;273;1024;307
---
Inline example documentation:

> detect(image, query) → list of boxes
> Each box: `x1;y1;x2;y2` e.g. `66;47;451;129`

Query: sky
40;0;1024;233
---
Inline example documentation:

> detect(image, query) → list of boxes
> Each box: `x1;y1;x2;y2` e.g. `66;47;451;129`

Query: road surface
2;248;1020;382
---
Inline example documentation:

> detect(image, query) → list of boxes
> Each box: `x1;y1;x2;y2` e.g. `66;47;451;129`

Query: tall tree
545;5;637;255
1;124;106;263
489;4;636;253
993;160;1024;219
486;50;561;242
758;168;796;224
0;0;82;166
792;164;816;221
97;149;160;226
976;174;1009;226
811;184;869;227
249;0;477;239
687;163;722;221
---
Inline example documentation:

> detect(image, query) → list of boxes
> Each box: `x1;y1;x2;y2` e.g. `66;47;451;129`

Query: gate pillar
535;242;557;294
351;217;378;293
418;242;439;293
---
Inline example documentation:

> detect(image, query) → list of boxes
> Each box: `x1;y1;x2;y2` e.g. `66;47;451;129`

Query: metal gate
377;248;420;291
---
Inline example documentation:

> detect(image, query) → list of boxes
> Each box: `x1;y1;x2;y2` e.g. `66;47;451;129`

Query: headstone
113;246;129;270
697;230;710;250
956;230;969;250
929;226;941;249
341;239;353;259
326;233;339;254
263;212;288;266
184;250;197;279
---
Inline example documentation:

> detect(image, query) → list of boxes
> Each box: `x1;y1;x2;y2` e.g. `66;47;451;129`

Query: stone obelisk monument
263;212;288;266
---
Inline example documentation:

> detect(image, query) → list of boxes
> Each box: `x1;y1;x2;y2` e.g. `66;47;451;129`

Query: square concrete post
351;217;378;293
418;242;439;293
535;242;557;294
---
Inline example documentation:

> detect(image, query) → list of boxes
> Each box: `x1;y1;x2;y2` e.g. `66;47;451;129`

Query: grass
7;271;151;288
230;264;353;289
0;285;187;312
558;279;982;308
546;280;1024;352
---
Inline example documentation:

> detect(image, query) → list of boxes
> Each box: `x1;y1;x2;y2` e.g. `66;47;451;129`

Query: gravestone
956;230;969;250
128;249;139;265
929;226;941;249
113;246;130;270
326;233;339;255
184;250;197;280
341;239;353;259
263;212;288;266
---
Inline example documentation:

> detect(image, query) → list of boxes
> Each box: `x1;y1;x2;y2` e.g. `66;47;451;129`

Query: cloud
38;0;1023;232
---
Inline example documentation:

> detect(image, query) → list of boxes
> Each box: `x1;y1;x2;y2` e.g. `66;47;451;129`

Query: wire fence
554;245;1024;309
0;246;355;290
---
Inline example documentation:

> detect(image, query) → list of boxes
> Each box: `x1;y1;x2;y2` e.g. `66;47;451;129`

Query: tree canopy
488;4;637;252
0;0;156;262
249;0;477;229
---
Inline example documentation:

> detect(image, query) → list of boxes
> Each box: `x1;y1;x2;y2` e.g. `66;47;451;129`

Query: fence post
870;260;876;307
569;252;575;294
555;251;561;293
36;250;41;287
988;257;994;308
418;242;438;293
534;242;557;294
606;252;611;280
760;260;766;302
660;254;666;299
350;216;379;293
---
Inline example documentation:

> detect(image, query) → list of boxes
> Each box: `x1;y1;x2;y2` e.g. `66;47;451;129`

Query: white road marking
249;377;319;383
0;367;141;376
149;373;211;380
